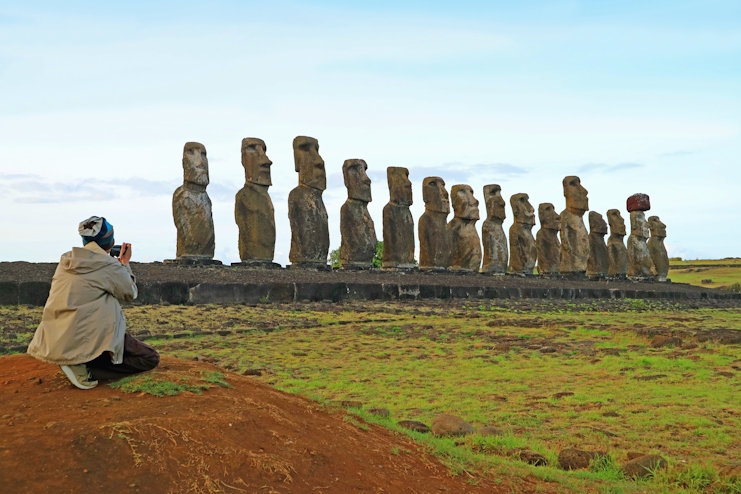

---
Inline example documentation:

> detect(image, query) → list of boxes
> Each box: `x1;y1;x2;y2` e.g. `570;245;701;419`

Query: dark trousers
86;334;160;381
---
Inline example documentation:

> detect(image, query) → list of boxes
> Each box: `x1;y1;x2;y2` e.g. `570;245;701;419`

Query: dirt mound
0;355;537;494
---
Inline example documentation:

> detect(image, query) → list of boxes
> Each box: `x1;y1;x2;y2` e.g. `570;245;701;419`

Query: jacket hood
59;247;117;275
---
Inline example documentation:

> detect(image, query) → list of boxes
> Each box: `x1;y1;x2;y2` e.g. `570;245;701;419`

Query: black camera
110;245;122;258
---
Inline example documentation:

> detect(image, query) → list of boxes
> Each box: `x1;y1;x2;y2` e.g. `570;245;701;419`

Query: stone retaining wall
1;280;739;307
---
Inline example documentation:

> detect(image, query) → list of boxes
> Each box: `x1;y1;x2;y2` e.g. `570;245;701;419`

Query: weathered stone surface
477;426;503;437
340;159;377;269
418;177;451;271
627;193;651;212
448;184;481;272
510;449;548;466
382;167;415;270
621;454;667;478
397;420;430;433
648;216;669;281
235;138;275;263
536;203;561;275
367;408;390;418
508;193;536;275
558;448;606;470
172;142;216;260
607;209;628;277
650;335;682;348
431;414;475;437
560;176;589;275
480;184;508;274
587;211;609;277
627;211;655;278
288;136;329;268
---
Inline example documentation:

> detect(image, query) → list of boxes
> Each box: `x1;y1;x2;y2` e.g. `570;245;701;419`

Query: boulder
558;448;606;470
367;408;390;418
431;414;475;437
621;454;667;478
397;420;430;433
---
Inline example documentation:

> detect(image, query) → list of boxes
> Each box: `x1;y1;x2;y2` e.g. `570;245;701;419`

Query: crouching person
27;216;159;389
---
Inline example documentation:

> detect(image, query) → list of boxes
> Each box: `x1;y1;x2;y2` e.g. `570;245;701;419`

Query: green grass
669;266;741;290
109;370;231;397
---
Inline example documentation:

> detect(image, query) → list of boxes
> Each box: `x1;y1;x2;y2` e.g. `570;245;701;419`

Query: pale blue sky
1;1;739;264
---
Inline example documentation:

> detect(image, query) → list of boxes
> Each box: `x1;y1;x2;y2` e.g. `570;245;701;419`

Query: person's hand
118;242;132;265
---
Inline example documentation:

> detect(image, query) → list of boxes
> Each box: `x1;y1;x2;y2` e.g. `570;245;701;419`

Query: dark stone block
398;285;420;300
609;289;623;299
347;283;384;300
482;286;500;299
295;283;347;303
506;287;521;298
267;283;295;303
624;290;637;299
451;286;483;299
381;284;400;300
0;282;19;305
560;288;573;299
548;287;562;299
135;282;161;305
419;285;450;299
160;281;190;305
19;281;50;306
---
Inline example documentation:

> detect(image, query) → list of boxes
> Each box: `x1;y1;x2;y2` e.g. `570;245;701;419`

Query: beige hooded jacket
27;242;138;366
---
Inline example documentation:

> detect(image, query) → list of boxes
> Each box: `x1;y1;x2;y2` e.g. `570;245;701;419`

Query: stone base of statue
587;274;608;281
381;264;417;273
419;266;448;273
287;262;331;271
506;272;535;278
628;276;656;282
231;260;282;270
164;258;222;266
448;267;477;275
609;274;628;281
337;263;375;271
537;273;562;280
559;271;587;280
479;270;506;277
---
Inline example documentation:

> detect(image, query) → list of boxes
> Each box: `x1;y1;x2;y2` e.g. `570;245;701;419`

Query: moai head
387;167;412;207
241;138;272;186
538;203;560;230
483;184;506;221
343;159;372;202
648;216;666;238
607;209;626;236
630;211;650;238
422;177;450;214
183;142;209;186
563;176;589;214
589;211;608;235
510;193;535;226
293;136;326;190
451;185;479;220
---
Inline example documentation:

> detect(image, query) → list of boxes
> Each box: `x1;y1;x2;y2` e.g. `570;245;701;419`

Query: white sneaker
60;364;98;390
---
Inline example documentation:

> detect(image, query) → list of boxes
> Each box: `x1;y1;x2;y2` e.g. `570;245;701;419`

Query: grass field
667;258;741;290
2;300;740;493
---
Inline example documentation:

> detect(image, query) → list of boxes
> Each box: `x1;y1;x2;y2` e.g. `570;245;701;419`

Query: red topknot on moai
627;193;650;212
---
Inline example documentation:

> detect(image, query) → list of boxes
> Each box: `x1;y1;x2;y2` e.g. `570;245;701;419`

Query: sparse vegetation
109;369;230;396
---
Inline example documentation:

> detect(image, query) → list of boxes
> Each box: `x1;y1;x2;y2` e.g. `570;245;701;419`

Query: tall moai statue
233;138;279;268
448;185;482;272
339;159;377;269
288;136;330;269
648;216;669;281
587;211;609;278
559;176;589;277
626;193;655;279
418;177;452;271
382;167;415;270
169;142;220;265
535;203;561;276
606;209;629;278
480;185;508;275
508;193;536;276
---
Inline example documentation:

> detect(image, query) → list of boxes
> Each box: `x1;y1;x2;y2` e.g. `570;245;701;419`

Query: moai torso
418;177;451;270
508;193;536;275
648;216;668;280
535;203;561;275
559;176;589;275
448;184;481;272
235;138;275;262
587;211;609;277
480;185;508;274
288;136;329;266
173;142;215;259
339;159;377;268
382;167;415;269
606;209;628;277
627;211;654;278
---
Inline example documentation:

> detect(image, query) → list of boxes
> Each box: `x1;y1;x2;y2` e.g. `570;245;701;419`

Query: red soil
0;355;548;494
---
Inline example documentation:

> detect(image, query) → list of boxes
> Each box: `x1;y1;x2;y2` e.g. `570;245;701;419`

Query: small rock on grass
397;420;430;433
558;448;607;470
626;451;647;460
509;449;547;466
431;414;475;437
477;426;502;437
621;454;668;478
650;335;682;348
243;368;264;376
367;408;390;418
552;392;574;399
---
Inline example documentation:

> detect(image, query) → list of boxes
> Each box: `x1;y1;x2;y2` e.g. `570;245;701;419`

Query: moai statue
169;142;220;265
418;177;452;271
606;209;628;278
339;159;377;269
448;185;482;272
508;193;536;275
535;203;561;276
233;138;279;268
382;167;415;270
648;216;669;281
480;185;508;275
559;176;589;277
587;211;609;278
626;193;655;279
288;136;330;269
